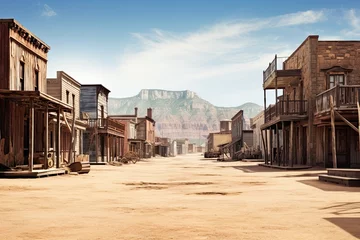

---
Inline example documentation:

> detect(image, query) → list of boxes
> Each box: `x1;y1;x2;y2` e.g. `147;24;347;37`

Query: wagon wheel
131;153;140;164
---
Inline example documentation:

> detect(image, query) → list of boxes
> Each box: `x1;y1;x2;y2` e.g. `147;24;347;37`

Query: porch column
289;121;294;167
282;121;285;166
95;133;99;163
276;123;280;166
330;96;337;168
44;104;49;169
261;129;267;164
269;128;273;165
107;134;110;162
56;107;61;168
29;99;34;172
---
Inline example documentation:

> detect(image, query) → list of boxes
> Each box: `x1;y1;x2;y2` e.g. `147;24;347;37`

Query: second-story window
66;90;70;104
329;74;345;88
72;94;75;106
34;70;39;91
20;61;25;90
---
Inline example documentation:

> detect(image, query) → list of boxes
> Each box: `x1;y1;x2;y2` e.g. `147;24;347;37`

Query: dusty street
0;154;359;240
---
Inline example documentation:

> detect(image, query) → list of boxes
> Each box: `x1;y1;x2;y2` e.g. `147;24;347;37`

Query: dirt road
0;154;359;240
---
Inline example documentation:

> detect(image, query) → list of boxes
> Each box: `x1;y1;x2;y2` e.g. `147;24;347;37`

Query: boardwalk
0;154;359;240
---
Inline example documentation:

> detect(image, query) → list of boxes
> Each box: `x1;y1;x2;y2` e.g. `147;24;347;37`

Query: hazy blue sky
2;0;360;106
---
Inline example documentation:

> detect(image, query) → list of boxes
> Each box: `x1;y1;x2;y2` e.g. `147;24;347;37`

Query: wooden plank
330;95;337;168
269;129;273;165
56;107;61;168
289;121;294;167
29;100;34;172
276;123;280;166
68;94;76;163
44;104;48;169
334;110;359;133
282;121;285;166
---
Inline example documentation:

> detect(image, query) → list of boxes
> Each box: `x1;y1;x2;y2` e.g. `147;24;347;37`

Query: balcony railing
88;118;125;134
316;85;360;113
265;100;308;123
263;55;286;83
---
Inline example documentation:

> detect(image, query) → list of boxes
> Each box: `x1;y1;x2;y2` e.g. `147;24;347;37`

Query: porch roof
0;90;72;112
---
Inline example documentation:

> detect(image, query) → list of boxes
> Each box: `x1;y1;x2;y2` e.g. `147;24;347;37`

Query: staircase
319;169;360;187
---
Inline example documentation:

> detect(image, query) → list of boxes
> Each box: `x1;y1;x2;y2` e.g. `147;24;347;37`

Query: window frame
20;61;25;90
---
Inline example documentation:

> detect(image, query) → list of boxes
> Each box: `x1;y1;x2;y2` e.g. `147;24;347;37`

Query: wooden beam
282;121;285;166
330;95;337;168
261;130;267;164
270;129;273;165
62;110;71;132
56;107;61;168
264;130;268;164
44;104;49;169
68;95;76;163
29;100;34;172
276;123;280;166
334;110;359;133
289;121;294;167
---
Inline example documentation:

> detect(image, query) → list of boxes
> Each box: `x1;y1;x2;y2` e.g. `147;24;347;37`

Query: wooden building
47;71;88;163
109;107;145;157
136;108;156;158
80;84;125;163
0;19;72;174
262;35;360;169
154;137;170;157
230;110;244;157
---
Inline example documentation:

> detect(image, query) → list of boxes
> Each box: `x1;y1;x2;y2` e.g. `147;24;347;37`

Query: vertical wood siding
0;23;10;89
80;86;97;118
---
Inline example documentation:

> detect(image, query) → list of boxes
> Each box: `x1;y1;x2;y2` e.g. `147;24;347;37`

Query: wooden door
328;128;350;168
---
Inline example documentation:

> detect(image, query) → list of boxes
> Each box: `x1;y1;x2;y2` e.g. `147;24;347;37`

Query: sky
1;0;360;106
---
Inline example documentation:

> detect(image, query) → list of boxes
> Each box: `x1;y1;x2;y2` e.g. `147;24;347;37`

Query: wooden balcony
315;85;360;115
263;55;301;90
263;100;308;127
88;118;125;137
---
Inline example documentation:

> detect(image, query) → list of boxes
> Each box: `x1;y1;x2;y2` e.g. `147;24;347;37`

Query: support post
357;100;360;155
29;100;34;172
330;96;337;168
276;123;280;166
261;130;267;164
107;134;110;162
44;104;49;169
270;129;273;165
95;134;99;163
56;107;61;168
282;121;285;166
289;121;294;167
264;129;268;164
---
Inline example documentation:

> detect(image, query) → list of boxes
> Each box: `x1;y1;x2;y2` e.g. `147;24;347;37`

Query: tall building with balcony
262;35;360;169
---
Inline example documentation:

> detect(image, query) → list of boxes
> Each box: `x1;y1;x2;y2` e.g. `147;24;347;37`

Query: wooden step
327;168;360;178
319;174;360;187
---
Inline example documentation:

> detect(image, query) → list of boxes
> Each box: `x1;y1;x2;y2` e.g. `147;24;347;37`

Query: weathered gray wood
330;96;337;168
276;123;280;166
29;100;34;172
68;94;76;163
269;129;273;165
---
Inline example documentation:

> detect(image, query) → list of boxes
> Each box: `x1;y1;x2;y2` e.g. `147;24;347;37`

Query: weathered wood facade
136;108;156;158
262;35;360;169
80;85;125;162
47;71;88;163
0;19;72;171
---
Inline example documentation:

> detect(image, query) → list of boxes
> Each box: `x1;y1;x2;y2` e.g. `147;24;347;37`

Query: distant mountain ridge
108;89;262;143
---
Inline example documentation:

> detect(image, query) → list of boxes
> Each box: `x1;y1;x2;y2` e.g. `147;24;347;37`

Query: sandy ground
0;154;360;240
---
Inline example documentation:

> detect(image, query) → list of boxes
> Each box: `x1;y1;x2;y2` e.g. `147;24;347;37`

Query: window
72;94;75;106
34;70;39;91
66;90;70;104
329;74;345;88
20;62;25;90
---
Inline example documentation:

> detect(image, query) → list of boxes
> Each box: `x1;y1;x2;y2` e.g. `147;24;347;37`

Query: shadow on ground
299;179;360;192
320;202;360;215
325;218;360;239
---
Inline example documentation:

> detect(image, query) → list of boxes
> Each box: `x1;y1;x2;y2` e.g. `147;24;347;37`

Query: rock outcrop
108;89;262;143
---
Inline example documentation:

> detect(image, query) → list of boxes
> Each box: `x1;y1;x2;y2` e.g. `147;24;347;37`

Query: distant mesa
109;89;262;143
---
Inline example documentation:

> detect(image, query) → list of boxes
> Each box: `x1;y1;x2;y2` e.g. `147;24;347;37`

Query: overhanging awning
0;90;72;112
